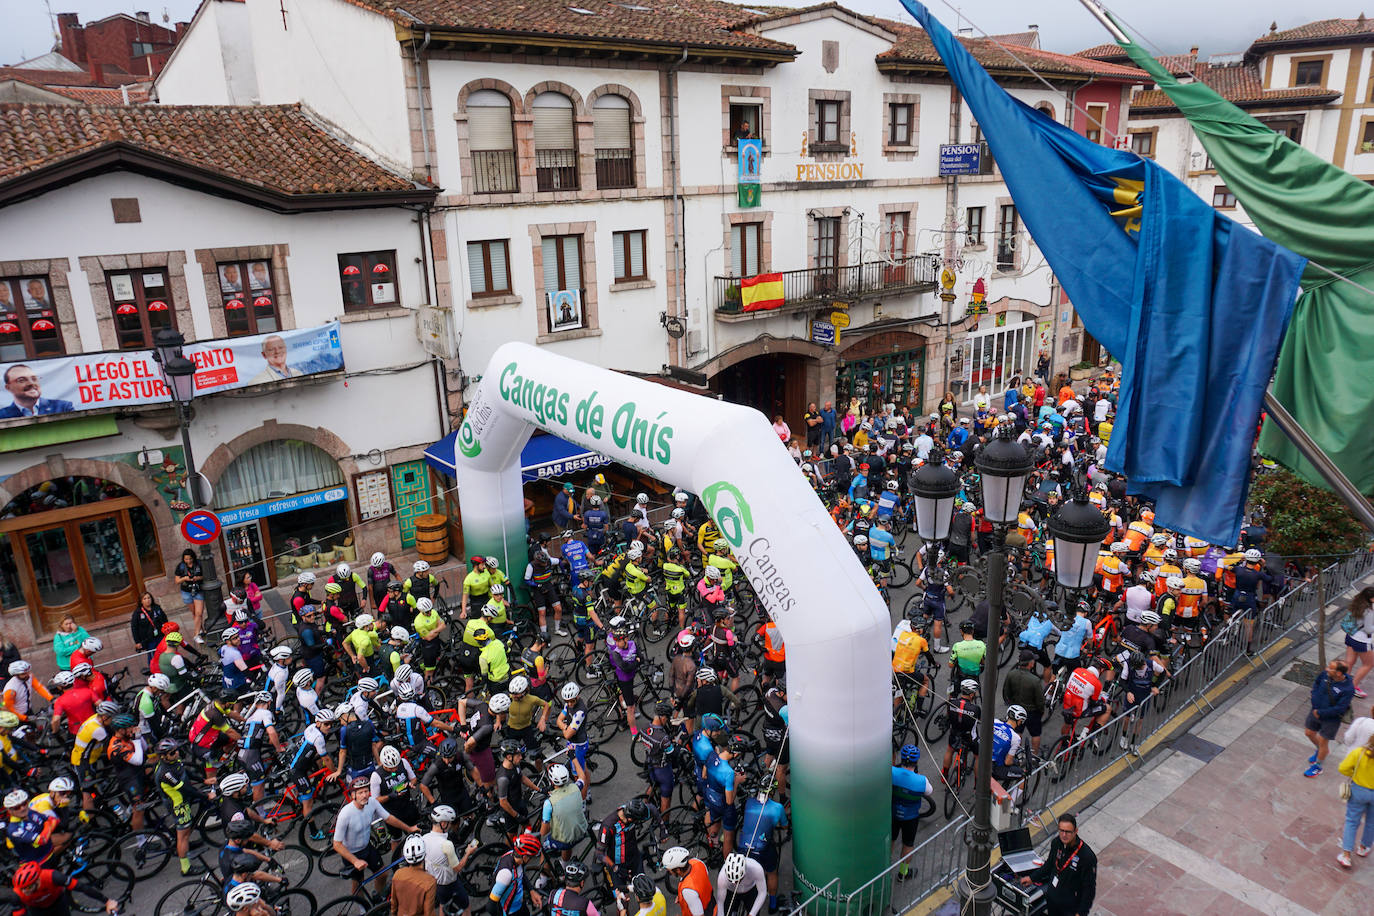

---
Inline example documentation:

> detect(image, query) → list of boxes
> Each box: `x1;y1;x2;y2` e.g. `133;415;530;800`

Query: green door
390;460;432;548
837;347;925;415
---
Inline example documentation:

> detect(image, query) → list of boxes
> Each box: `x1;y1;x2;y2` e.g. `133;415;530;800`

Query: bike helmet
436;738;459;759
222;626;240;642
335;563;351;579
232;851;260;874
627;543;644;561
473;628;493;643
298;571;317;585
662;847;690;870
960;679;979;695
388;581;404;592
8;661;30;675
380;745;401;768
394;663;414;683
624;797;652;822
853;535;869;548
498;739;524;760
726;734;751;756
723;853;748;885
226;883;262;910
157;737;182;756
355;614;374;629
0;712;18;729
560;682;581;702
431;804;457;823
14;861;43;890
636;493;650;505
589;494;603;507
1005;705;1027;723
292;669;315;688
676;631;695;649
3;789;27;808
1244;549;1263;562
403;834;427;864
513;833;541;857
486;557;501;571
391;627;411;643
696;667;717;684
325;583;342;595
654;700;674;719
704;566;722;582
81;636;103;653
416;598;434;613
351;776;370;792
252;690;272;706
508;676;529;696
1165;576;1184;590
234;608;250;623
1162;548;1178;561
315;707;338;723
1140;611;1162;626
959;620;975;634
480;602;501;620
96;700;120;717
394;681;415;701
110;713;136;730
632;874;656;900
358;677;379;692
269;646;294;662
563;860;589;884
885;480;899;492
662;519;677;531
162;621;181;634
1150;533;1168;547
414;560;430;573
549;764;571;787
1110;541;1128;554
701;713;726;732
165;631;184;645
899;744;920;765
219;772;251;795
52;671;75;689
671;507;686;520
490;584;506;598
490;694;512;715
1183;558;1202;574
1128;650;1147;669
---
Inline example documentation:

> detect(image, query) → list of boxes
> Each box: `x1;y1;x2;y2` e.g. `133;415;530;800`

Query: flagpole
1075;0;1130;43
1261;391;1374;533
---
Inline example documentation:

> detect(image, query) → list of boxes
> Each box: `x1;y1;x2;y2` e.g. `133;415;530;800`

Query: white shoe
934;644;950;654
1118;736;1128;751
194;635;206;644
1129;744;1140;757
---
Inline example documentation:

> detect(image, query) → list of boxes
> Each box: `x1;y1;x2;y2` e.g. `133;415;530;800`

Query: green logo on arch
457;421;482;459
701;480;753;548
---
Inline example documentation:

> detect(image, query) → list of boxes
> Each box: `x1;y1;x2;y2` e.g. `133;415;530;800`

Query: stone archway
199;420;352;488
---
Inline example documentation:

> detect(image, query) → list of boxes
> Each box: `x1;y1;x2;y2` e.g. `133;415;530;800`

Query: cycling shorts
239;748;267;784
745;842;779;873
1061;700;1107;725
922;597;946;621
528;582;558;609
649;764;674;799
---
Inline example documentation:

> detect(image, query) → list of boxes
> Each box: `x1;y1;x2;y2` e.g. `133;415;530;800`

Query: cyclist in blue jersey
875;480;901;520
868;519;896;589
891;744;932;880
1053;602;1092;676
582;496;610;552
1018;606;1061;674
917;566;955;654
847;464;871;502
737;786;788;909
701;734;745;855
986;705;1026;783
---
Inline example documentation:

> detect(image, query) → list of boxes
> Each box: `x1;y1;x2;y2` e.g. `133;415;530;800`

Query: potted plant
1068;360;1096;381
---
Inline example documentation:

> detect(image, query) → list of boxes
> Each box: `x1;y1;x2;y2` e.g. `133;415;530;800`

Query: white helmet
549;764;571;787
298;571;316;585
671;508;685;520
723;853;748;885
380;745;402;768
853;534;869;547
627;543;644;561
662;847;691;870
233;608;250;622
1110;542;1128;554
391;627;411;642
1140;611;1162;625
81;636;103;653
371;552;386;568
3;789;28;808
589;495;603;507
431;805;456;824
1183;558;1202;574
490;584;505;597
676;631;695;648
1151;533;1168;547
48;776;75;794
403;834;427;864
9;661;30;676
674;491;688;503
314;706;338;723
486;557;501;570
885;480;899;492
222;626;240;642
663;519;678;531
414;560;430;573
394;681;416;701
1165;576;1184;590
292;669;315;688
704;566;722;581
636;493;649;505
1244;549;1262;562
488;693;511;713
226;883;262;910
416;598;434;613
148;673;171;691
355;614;374;629
960;679;979;694
219;773;250;795
395;663;414;683
560;682;581;702
337;563;351;578
508;675;529;696
71;663;92;678
334;701;353;719
52;671;75;689
358;677;379;692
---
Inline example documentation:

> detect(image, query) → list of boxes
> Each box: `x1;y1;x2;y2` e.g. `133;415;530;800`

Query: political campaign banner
0;322;344;424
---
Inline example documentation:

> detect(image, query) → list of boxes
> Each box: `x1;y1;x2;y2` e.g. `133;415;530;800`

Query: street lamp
1046;487;1111;591
957;419;1033;916
153;329;223;633
909;447;960;541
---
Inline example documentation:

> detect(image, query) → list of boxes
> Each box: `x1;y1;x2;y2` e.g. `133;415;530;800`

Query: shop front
0;476;163;631
835;331;927;416
949;310;1037;404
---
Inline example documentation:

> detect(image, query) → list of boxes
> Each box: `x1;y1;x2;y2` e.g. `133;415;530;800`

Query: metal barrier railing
850;547;1374;912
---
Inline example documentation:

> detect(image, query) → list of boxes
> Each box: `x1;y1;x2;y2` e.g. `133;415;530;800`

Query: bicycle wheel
583;684;626;744
463;842;511;899
888;560;914;590
269;842;317;885
299;802;340;853
640;609;671;644
545;643;580;682
425;684;448;710
155;876;224;916
316;895;377;916
73;860;133;913
110;828;175;880
272;889;319;916
732;684;764;729
575;650;612;686
317;848;355;878
923;708;950;743
998;634;1017;669
585;748;619;786
663;803;707;846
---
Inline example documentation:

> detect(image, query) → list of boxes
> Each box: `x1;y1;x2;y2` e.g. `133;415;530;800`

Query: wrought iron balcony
472;149;518;194
714;254;939;315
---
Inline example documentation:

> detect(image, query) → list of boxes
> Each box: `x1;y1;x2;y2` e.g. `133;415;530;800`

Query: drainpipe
396;9;434;183
667;46;688;366
942;87;962;409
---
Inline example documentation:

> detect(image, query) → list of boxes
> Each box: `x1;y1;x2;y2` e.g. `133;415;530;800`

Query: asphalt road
120;548;976;915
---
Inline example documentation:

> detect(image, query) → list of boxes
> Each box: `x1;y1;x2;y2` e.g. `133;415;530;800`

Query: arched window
533;92;578;191
1035;102;1056;122
215;440;344;510
593;94;634;189
468;89;517;194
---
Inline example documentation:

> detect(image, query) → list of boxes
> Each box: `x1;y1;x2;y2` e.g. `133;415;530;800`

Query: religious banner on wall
737;139;762;208
0;322;344;426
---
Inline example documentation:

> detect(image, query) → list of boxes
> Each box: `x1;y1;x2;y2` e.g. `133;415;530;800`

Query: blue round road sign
181;509;222;544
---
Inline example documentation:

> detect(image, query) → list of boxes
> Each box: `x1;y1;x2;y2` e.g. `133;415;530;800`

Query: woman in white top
1342;586;1374;699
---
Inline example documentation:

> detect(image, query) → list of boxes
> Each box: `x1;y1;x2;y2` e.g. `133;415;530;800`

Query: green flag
737;183;760;208
1118;32;1374;496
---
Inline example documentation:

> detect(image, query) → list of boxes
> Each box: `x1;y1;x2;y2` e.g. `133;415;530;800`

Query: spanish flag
740;272;784;311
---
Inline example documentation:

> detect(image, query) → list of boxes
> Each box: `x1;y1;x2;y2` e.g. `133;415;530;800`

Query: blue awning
423;430;609;483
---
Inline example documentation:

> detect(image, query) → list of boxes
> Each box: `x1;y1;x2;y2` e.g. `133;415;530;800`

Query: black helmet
156;737;182;756
631;874;656;899
727;734;752;756
226;817;255;840
439;738;460;758
232;851;259;872
499;740;524;759
563;861;588;884
653;700;673;719
1128;650;1146;669
624;797;652;822
959;620;975;633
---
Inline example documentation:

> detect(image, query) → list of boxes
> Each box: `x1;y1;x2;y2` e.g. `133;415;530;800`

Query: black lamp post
909;447;961;542
958;419;1034;916
154;329;223;631
1046;486;1111;592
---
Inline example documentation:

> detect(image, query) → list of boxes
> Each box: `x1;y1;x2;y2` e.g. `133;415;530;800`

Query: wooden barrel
414;513;450;564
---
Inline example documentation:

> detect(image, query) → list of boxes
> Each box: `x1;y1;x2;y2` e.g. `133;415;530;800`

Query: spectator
803;402;822;452
52;614;89;671
1337;731;1374;867
771;415;790;444
819;400;836;452
1342;587;1374;699
130;592;170;663
974;385;990;414
1021;813;1096;915
1306;661;1355;777
552;482;580;531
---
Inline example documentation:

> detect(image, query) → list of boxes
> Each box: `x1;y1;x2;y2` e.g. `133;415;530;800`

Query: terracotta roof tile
875;22;1146;80
0;66;143;88
44;86;149;104
1131;61;1340;110
344;0;797;55
1254;17;1374;44
986;30;1039;48
0;103;420;196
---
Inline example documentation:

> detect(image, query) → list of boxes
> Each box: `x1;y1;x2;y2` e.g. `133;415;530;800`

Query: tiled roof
1076;42;1122;59
345;0;797;55
46;85;150;104
987;30;1040;48
0;104;422;197
0;66;141;88
876;22;1147;80
1076;44;1197;76
1131;61;1341;110
1254;17;1374;45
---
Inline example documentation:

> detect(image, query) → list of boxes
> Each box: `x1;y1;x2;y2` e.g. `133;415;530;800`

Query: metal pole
177;403;223;633
958;524;1005;915
1316;567;1328;669
1261;390;1374;533
1075;0;1130;43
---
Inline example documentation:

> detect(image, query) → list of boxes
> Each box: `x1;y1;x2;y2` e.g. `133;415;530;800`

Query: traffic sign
830;311;850;329
181;509;222;544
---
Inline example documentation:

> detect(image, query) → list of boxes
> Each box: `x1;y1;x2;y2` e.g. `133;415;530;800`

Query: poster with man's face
249;262;272;291
22;279;53;311
219;264;244;293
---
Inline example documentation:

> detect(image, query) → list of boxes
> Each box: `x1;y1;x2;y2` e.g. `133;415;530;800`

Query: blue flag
900;1;1306;546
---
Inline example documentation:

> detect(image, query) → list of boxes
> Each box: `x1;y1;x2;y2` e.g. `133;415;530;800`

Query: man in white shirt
913;429;935;461
1094;397;1111;425
715;853;767;916
1122;583;1154;625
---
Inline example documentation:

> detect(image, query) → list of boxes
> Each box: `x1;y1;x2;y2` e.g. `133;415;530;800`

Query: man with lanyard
1020;814;1097;916
598;798;652;890
583;495;611;553
891;745;932;881
663;847;714;916
540;761;589;866
715;853;768;916
11;861;119;915
3;661;50;724
736;787;788;909
488;832;543;916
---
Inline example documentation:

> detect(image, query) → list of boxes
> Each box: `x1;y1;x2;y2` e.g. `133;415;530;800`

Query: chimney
1027;24;1038;30
88;61;104;85
57;12;85;63
136;11;151;22
1190;46;1199;56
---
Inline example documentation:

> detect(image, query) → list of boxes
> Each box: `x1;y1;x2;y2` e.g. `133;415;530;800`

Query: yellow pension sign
830;311;850;328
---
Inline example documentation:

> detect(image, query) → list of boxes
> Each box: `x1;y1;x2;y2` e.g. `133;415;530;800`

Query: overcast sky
2;0;1369;68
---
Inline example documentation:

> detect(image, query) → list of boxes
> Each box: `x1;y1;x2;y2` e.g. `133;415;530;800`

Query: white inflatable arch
453;343;892;901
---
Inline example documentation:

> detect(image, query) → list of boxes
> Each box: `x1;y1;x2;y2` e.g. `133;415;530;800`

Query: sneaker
1303;763;1323;778
1118;735;1129;751
629;725;639;737
1129;744;1140;757
556;625;568;637
1356;687;1368;699
934;645;950;654
195;635;206;645
1358;844;1371;858
1309;752;1320;764
1337;851;1353;868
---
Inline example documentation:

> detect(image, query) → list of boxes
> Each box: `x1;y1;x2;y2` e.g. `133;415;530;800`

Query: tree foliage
1249;468;1366;564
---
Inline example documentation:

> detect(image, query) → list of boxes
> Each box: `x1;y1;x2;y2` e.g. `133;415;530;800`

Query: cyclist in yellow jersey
697;520;720;555
484;586;511;626
661;548;690;629
460;556;492;620
623;556;650;597
707;541;737;592
0;713;20;779
29;778;79;856
343;614;382;676
1016;510;1037;543
1183;535;1209;559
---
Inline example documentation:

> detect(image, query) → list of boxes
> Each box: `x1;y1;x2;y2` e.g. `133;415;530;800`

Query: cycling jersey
947;698;980;736
990;720;1021;765
485;598;511;626
738;795;788;852
623;561;650;596
240;707;275;752
340;718;378;772
70;714;107;766
891;627;928;674
1063;668;1103;718
662;562;689;597
462;568;492;605
220;643;248;690
544;784;589;846
189;703;231;749
638;723;672;768
413;609;443;640
1055;616;1090;660
405;574;435;605
701;753;737;807
344;627;380;660
505;694;549;732
950;639;986;677
1179;575;1207;616
891;768;930;821
370;759;416;800
1019;616;1055;649
706;554;736;591
5;808;55;861
480;640;510;683
290;723;329;775
491;851;527;916
2;676;50;721
868;527;896;563
51;685;95;736
1123;520;1152;552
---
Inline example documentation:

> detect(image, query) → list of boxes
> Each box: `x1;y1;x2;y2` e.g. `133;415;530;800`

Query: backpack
1342;612;1362;636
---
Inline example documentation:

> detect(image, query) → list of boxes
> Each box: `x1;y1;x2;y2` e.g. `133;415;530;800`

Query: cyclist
570;569;605;664
696;566;727;611
1060;665;1109;752
584;495;611;552
1233;548;1277;654
504;676;550;750
1117;649;1167;756
1017;606;1060;678
541;761;590;865
424;804;479;916
556;682;592;775
758;685;789;797
287;704;338;819
737;785;788;909
70;700;118;808
494;740;537;840
371;744;422;836
550;861;600;916
216;774;283;851
479;625;511;696
337;701;381;783
292;667;324;721
915;565;954;654
296;605;327;688
663;846;714;916
1121;610;1165;659
662;548;691;630
239;690;285;803
329;562;368;618
638;700;677;821
890;745;931;881
488;832;543;916
716;853;767;916
702;735;745;855
419;738;477;814
104;713;150;830
350;676;381;724
11;860;119;916
48;671;92;739
290;572;316;627
368;551;400;609
892;616;931;716
3;661;51;723
461;693;500;792
333;776;421;896
3;788;56;863
264;645;293;713
343;613;383;677
225;882;274;916
615;873;666;916
1054;601;1092;677
941;680;981;779
597;797;653;890
524;551;564;640
948;620;986;689
381;581;413;634
155;738;210;875
607;619;641;736
406;560;439;614
989;705;1027;784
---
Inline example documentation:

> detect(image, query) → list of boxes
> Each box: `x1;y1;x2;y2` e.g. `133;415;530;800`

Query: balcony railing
595;148;635;189
714;254;939;315
472;149;518;194
536;148;579;191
